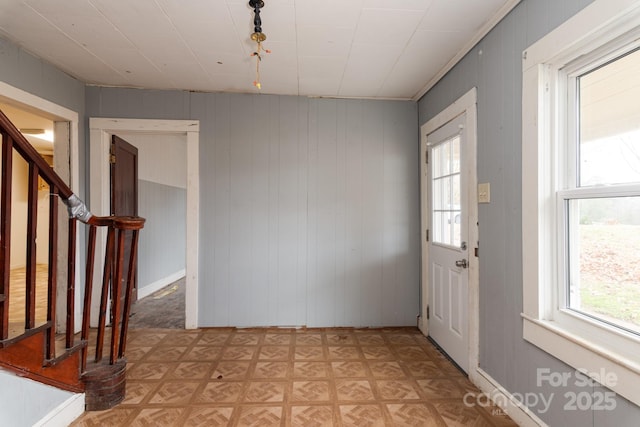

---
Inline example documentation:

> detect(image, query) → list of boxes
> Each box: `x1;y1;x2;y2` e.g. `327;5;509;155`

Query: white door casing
420;88;478;376
89;118;200;329
0;81;81;333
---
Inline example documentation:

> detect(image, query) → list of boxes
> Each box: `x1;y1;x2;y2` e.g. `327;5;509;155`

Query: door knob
455;259;468;268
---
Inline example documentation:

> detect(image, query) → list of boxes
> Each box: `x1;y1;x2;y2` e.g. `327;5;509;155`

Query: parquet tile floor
71;326;518;426
6;274;517;426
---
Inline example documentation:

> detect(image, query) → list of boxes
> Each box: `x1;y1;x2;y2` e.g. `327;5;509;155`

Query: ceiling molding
411;0;522;101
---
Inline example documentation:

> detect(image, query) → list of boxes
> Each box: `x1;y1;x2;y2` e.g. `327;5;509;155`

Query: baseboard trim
33;393;85;427
469;367;548;427
137;269;185;300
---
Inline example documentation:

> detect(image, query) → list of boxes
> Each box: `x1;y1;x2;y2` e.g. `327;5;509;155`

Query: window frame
521;0;640;407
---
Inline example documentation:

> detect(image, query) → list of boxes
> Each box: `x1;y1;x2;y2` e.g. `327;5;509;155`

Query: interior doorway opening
89;118;200;329
0;85;80;333
0;102;55;331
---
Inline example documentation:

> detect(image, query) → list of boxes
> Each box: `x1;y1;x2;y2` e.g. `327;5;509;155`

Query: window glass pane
431;138;461;247
451;210;461;247
433;140;451;178
452;174;460;206
433;177;443;210
441;176;452;209
433;211;445;244
451;173;461;247
452;136;461;173
567;197;640;335
433;176;452;210
433;144;443;178
579;48;640;186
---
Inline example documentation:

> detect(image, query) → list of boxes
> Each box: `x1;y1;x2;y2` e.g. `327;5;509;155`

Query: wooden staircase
0;109;145;410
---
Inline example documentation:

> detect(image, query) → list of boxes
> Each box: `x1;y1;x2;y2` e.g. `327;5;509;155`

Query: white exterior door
427;113;469;372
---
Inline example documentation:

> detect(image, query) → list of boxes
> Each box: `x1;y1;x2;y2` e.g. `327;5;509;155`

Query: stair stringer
0;329;84;392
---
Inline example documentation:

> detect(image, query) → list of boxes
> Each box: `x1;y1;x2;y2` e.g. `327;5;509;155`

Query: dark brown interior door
110;134;138;301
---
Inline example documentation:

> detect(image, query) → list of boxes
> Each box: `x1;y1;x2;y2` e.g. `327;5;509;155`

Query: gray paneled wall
137;180;186;291
86;88;420;328
418;0;639;425
0;37;85;115
0;36;86;195
195;94;420;327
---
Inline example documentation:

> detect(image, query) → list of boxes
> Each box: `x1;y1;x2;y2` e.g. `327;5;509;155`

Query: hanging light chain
249;0;269;90
250;0;263;34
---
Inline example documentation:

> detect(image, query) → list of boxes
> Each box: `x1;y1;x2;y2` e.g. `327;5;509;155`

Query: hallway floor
71;326;517;426
129;278;186;329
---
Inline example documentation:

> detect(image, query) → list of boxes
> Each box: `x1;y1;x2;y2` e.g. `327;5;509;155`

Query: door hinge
425;150;429;164
426;305;430;319
109;143;116;164
425;229;429;242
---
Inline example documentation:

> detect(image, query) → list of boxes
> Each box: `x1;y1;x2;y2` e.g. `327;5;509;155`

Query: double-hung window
562;47;640;336
522;0;640;406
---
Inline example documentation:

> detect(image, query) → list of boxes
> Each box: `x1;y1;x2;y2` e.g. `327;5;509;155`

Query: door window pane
432;136;461;247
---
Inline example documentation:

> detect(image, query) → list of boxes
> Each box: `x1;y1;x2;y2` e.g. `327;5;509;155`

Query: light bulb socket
251;32;267;42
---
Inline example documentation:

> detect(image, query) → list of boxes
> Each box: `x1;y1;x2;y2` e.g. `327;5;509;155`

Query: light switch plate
478;183;490;203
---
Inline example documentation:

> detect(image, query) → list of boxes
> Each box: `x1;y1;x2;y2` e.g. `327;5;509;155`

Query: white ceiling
0;0;518;101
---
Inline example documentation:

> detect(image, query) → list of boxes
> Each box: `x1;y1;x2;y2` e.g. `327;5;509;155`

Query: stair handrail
0;108;144;393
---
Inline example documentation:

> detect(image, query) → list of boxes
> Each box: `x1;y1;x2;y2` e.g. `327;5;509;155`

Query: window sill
522;313;640;406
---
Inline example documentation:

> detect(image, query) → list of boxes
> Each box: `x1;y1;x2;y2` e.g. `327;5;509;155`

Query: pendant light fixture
249;0;270;90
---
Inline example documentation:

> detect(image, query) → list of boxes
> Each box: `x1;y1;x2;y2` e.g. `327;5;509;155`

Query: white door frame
0;81;81;331
89;118;200;329
420;87;479;374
